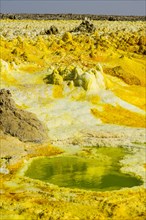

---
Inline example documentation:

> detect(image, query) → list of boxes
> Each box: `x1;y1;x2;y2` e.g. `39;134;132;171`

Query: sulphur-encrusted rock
104;66;141;85
62;32;72;42
44;69;63;85
0;89;48;142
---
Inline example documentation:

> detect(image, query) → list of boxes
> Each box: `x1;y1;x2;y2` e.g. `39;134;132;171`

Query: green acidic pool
25;148;142;191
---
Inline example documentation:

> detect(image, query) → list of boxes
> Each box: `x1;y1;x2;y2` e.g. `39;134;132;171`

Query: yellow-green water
25;148;143;191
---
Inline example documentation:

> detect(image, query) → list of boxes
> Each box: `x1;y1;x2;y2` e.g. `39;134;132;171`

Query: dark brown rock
0;13;145;21
71;20;96;33
0;89;48;143
44;25;59;35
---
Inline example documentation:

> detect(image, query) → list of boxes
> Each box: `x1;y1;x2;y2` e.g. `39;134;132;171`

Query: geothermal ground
0;17;146;220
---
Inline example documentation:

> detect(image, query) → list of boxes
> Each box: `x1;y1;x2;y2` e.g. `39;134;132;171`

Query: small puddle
25;148;143;191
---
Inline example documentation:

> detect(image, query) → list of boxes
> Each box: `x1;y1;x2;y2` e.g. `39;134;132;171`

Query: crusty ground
0;19;146;220
0;130;146;220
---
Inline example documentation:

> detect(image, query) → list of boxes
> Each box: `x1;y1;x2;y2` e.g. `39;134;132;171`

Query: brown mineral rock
71;19;96;33
0;89;48;142
44;25;59;35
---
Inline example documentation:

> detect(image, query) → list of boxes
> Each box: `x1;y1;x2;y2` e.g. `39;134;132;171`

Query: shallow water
25;148;142;191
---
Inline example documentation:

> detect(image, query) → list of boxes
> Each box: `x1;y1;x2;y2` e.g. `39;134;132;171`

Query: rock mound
43;25;59;35
0;89;48;142
44;64;105;92
71;20;96;33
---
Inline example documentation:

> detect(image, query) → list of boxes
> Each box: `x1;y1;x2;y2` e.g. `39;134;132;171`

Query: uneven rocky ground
0;17;146;219
0;13;145;21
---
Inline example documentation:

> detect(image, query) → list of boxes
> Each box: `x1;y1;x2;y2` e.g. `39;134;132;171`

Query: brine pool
25;147;143;191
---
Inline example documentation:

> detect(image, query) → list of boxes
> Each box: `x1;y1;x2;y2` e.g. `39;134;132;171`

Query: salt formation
44;64;106;94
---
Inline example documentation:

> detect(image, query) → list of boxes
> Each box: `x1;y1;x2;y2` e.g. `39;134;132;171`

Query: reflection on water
25;148;142;191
